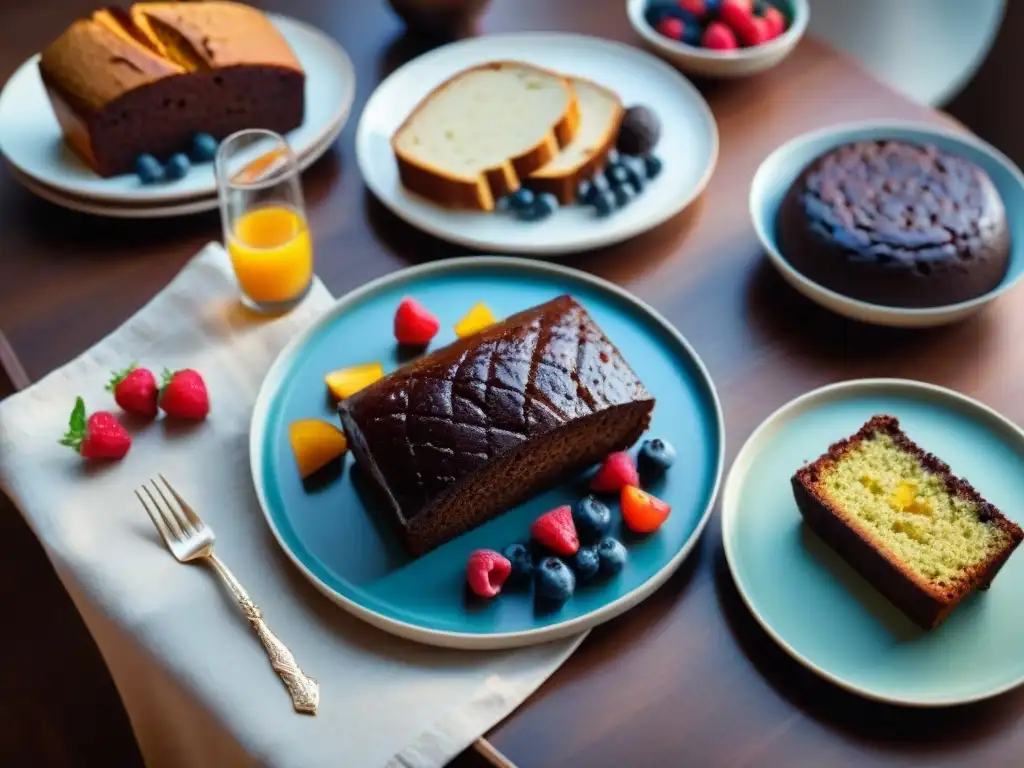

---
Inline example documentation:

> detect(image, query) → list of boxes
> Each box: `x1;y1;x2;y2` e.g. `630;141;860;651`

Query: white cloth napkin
0;243;584;768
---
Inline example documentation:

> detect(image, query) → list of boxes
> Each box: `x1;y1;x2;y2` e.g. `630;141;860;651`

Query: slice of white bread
528;77;625;204
392;61;580;212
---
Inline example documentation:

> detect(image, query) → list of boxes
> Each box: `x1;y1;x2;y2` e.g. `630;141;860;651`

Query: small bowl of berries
627;0;809;79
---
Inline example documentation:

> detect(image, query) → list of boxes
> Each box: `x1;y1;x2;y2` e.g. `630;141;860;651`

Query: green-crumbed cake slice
792;415;1023;629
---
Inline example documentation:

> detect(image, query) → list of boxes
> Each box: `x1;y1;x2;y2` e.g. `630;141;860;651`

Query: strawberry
678;0;706;18
621;486;672;533
703;21;739;50
589;452;640;493
59;397;131;460
530;505;579;556
394;297;440;346
466;549;512;598
762;6;787;39
159;368;209;420
106;363;158;418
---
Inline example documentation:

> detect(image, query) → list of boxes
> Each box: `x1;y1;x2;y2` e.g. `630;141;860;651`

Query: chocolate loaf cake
792;415;1023;629
39;2;305;177
339;296;655;556
777;141;1010;308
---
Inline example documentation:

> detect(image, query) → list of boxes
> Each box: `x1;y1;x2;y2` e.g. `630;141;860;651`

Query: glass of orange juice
215;129;313;313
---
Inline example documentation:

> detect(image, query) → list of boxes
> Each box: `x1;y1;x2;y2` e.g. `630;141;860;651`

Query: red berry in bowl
762;6;787;39
702;21;738;50
655;16;685;41
720;0;753;30
678;0;706;18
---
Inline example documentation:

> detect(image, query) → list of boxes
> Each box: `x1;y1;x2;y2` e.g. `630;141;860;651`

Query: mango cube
454;302;496;338
324;362;384;401
289;419;348;479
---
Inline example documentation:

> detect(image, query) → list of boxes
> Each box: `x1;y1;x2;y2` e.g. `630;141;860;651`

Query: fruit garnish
394;297;440;346
638;438;677;477
106;363;158;419
621;485;672;533
534;557;576;603
164;152;191;181
159;368;209;420
289;419;348;479
134;154;164;185
466;549;512;598
59;397;131;460
454;302;496;338
569;546;600;584
589;451;639;493
702;20;739;50
324;362;384;401
572;495;612;543
503;543;534;584
530;505;580;556
597;537;628;575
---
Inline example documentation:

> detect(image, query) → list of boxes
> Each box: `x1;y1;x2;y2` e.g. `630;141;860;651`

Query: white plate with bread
356;33;719;256
0;3;355;204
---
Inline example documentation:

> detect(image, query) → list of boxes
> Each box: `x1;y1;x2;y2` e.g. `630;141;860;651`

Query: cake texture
391;61;580;212
338;296;655;556
792;415;1022;629
38;2;305;177
777;141;1011;308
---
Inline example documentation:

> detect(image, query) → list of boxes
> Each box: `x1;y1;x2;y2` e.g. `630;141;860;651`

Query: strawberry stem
59;396;87;454
105;362;138;392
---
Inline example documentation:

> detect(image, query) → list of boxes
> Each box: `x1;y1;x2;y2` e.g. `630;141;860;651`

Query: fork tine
144;483;185;541
136;488;176;547
158;474;204;531
150;478;194;537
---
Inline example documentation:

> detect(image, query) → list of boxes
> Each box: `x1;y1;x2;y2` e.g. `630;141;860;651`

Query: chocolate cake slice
792;415;1023;629
339;295;655;556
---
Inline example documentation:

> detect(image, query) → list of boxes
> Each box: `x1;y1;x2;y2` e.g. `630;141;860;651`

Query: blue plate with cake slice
250;257;724;649
722;379;1024;706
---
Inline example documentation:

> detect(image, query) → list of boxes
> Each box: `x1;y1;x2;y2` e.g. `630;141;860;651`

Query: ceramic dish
627;0;809;79
722;378;1024;706
356;33;718;256
0;14;355;205
750;120;1024;328
250;257;725;649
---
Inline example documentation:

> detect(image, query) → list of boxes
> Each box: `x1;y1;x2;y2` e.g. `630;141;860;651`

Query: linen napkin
0;244;584;768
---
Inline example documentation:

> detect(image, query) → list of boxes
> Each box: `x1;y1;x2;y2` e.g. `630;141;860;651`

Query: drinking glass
215;129;313;314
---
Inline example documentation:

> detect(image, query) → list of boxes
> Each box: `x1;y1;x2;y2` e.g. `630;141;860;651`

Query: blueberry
134;153;164;184
189;132;218;163
517;198;553;222
607;148;621;165
608;164;631;188
597;537;628;576
570;547;601;584
706;0;722;15
164;152;191;181
496;195;513;211
590;173;612;195
578;179;595;205
613;184;634;208
645;0;679;26
537;192;559;215
642;154;664;180
624;158;646;191
509;188;535;211
593;189;617;218
503;543;533;584
638;438;677;477
682;22;703;47
573;495;612;542
535;557;576;603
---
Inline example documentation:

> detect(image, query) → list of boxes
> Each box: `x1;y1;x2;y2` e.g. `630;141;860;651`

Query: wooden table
3;1;1024;766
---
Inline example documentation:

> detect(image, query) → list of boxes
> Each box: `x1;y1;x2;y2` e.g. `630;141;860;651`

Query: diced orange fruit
621;485;672;533
890;481;917;511
454;302;496;338
324;362;384;401
289;419;348;479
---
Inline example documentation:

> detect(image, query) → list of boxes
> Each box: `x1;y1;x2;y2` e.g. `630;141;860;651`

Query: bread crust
391;61;580;212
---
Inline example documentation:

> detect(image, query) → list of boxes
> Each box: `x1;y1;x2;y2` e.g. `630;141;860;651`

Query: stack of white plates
0;15;355;218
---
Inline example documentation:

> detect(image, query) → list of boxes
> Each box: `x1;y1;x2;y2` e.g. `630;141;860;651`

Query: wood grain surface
2;1;1024;766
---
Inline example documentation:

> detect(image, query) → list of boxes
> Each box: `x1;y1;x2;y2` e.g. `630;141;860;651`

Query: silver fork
136;474;319;715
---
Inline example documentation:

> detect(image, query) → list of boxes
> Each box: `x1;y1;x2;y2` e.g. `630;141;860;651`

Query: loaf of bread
391;61;580;212
38;1;305;177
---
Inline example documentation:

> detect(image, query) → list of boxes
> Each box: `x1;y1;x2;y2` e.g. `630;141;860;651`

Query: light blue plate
722;379;1024;706
250;257;724;649
750;121;1024;327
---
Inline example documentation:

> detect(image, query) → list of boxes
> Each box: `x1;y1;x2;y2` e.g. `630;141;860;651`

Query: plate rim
749;119;1024;325
355;31;720;257
249;255;726;649
0;13;355;204
720;376;1024;707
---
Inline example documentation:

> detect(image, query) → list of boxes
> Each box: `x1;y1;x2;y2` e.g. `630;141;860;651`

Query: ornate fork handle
207;554;319;715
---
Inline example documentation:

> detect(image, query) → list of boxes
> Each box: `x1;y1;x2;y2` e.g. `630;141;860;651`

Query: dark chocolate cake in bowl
777;140;1011;308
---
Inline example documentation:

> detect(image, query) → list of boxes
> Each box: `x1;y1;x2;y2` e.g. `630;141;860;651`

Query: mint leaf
69;397;86;434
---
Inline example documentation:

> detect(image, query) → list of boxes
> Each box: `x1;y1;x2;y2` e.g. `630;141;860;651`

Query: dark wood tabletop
3;1;1024;766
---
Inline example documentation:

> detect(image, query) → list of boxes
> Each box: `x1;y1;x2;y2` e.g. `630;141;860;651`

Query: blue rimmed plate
250;257;724;649
722;379;1024;706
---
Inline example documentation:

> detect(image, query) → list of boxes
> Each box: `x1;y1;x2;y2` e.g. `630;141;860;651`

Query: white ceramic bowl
627;0;809;78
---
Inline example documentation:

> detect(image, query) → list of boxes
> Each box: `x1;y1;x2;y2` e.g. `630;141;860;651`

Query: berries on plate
703;20;739;50
325;361;384;401
134;154;164;184
59;397;131;460
570;546;601;584
590;451;640;493
535;557;576;603
289;419;348;479
159;368;209;420
189;132;219;163
621;485;672;533
107;363;158;419
466;549;512;599
643;154;664;180
573;495;612;543
454;302;496;338
593;189;617;218
394;297;440;346
164;152;191;181
508;188;536;211
530;505;579;556
597;537;628;576
503;543;534;584
638;437;677;477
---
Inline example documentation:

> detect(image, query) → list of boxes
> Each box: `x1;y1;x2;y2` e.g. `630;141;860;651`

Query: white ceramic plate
0;14;355;204
356;33;719;256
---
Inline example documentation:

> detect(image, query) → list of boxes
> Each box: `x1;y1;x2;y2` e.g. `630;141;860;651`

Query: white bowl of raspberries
628;0;809;79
